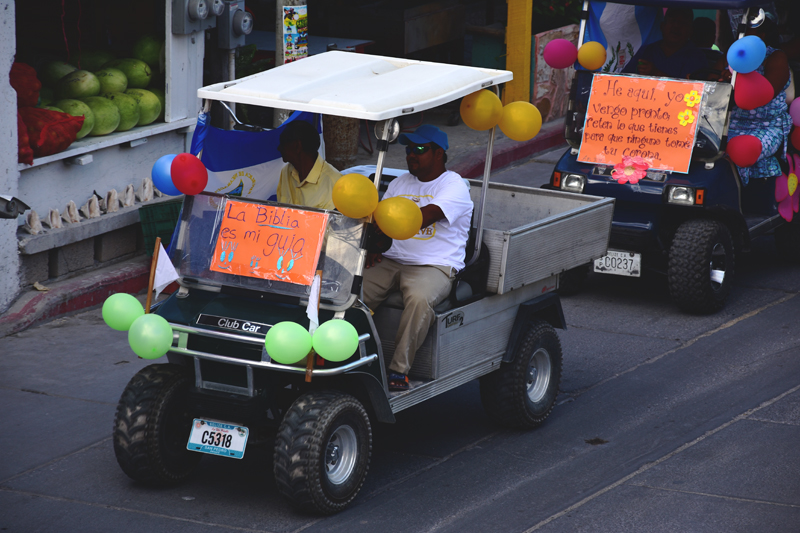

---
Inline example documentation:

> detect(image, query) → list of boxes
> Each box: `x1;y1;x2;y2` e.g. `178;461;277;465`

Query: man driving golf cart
363;125;473;391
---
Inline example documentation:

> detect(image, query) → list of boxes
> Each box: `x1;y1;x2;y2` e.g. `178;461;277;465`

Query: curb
450;118;566;179
0;257;150;338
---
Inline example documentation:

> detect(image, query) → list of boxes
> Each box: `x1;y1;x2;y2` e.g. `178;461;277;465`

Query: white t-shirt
382;170;473;271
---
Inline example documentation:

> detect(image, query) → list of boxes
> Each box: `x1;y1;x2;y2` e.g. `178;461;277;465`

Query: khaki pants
362;258;453;375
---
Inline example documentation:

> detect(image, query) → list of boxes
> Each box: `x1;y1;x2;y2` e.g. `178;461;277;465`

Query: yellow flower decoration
789;173;798;196
678;110;695;127
684;90;701;108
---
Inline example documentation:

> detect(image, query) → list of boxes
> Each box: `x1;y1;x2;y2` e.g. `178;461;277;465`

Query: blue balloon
151;154;181;196
727;35;767;74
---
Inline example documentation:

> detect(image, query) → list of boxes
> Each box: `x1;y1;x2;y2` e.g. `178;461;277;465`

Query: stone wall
0;1;20;313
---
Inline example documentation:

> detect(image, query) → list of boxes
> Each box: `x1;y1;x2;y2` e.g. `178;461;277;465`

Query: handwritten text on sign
577;75;705;173
209;200;328;286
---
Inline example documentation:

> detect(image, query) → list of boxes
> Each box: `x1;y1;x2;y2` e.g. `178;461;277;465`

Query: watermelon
132;35;164;71
57;70;101;99
95;68;128;93
73;50;116;72
55;99;95;140
149;88;166;121
103;58;152;89
40;61;77;88
102;92;140;132
124;89;161;126
82;96;120;136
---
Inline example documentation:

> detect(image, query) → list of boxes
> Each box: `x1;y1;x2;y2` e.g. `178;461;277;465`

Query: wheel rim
709;242;727;289
526;348;552;403
325;424;358;485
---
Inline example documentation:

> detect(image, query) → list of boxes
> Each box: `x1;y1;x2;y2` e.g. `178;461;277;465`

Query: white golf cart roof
197;51;513;121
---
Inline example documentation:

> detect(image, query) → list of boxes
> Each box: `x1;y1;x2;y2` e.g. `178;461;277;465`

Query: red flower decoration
612;156;649;184
776;153;800;222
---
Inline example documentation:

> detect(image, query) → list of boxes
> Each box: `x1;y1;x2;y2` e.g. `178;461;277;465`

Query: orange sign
577;75;705;173
209;199;328;286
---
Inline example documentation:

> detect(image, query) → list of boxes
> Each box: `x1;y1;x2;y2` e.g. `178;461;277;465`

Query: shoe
388;372;409;391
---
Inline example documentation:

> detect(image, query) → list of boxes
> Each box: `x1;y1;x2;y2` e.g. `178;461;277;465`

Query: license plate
187;419;249;459
594;250;641;277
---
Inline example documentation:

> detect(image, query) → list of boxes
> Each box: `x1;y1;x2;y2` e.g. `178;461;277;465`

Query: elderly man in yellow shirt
276;119;341;210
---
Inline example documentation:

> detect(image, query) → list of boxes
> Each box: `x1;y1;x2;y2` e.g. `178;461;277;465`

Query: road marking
628;484;800;509
564;293;797;400
0;486;287;533
521;382;800;532
0;437;112;485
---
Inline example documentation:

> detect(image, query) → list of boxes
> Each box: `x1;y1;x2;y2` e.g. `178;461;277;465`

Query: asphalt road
1;151;799;532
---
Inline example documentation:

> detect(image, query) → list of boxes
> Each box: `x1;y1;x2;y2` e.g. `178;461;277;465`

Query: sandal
388;372;409;391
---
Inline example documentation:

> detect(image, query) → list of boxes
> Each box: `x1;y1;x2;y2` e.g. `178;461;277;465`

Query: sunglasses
405;145;431;156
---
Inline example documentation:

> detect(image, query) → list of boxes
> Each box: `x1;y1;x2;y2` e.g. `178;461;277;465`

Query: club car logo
197;314;270;335
441;311;464;329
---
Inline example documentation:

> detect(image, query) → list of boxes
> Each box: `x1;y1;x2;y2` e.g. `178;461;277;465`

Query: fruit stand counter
1;0;209;311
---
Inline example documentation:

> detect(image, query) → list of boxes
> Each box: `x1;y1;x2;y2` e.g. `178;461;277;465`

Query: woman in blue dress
724;12;792;185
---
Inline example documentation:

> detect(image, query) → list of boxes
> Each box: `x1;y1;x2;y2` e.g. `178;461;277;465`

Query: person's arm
763;49;790;98
420;204;445;229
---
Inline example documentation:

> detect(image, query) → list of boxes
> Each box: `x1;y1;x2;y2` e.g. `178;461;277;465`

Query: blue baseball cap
398;125;449;151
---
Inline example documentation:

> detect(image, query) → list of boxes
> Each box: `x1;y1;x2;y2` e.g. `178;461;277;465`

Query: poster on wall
577;74;705;174
283;5;308;64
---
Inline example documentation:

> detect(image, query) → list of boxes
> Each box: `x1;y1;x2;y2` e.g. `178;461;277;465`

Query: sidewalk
0;115;566;338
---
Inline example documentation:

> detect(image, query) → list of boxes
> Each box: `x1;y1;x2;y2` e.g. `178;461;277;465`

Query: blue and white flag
189;111;322;201
585;2;663;73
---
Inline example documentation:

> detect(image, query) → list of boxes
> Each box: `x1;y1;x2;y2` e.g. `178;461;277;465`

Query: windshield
169;193;366;309
565;71;732;161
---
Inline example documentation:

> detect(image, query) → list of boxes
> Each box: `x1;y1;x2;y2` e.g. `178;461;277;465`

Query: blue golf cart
551;0;799;313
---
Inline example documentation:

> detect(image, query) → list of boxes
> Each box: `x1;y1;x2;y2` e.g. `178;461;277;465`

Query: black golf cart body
113;52;614;514
550;0;800;313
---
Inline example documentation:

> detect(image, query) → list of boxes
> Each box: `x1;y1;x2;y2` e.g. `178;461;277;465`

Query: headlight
561;173;586;194
667;186;696;205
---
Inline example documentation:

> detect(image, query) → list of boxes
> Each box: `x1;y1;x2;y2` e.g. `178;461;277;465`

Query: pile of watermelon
35;35;166;140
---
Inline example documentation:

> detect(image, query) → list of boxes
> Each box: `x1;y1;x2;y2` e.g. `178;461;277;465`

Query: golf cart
551;0;799;313
113;52;614;514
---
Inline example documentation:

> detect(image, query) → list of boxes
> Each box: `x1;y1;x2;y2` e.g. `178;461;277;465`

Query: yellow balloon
460;89;503;131
373;197;423;240
332;173;379;218
578;41;607;71
499;101;542;142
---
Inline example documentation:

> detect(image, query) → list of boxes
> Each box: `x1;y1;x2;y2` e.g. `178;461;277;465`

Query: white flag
306;274;321;334
154;243;179;299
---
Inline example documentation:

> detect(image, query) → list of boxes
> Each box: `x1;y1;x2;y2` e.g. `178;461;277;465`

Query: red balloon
543;39;578;69
727;135;763;167
791;127;800;151
170;153;208;195
734;71;774;111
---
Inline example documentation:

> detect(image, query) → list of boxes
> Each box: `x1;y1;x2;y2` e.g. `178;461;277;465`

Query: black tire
480;320;563;429
775;218;800;263
557;263;590;296
274;391;372;514
113;364;201;485
668;219;735;314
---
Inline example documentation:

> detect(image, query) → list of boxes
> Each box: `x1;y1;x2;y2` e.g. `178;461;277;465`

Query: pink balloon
734;71;774;111
790;99;800;127
543;39;578;69
727;135;762;167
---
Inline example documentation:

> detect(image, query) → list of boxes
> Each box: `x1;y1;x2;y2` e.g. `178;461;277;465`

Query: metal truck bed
470;182;614;294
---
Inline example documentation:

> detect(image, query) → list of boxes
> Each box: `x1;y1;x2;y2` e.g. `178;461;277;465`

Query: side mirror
0;195;31;219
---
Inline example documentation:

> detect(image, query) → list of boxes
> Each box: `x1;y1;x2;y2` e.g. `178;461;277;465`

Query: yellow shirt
276;154;341;210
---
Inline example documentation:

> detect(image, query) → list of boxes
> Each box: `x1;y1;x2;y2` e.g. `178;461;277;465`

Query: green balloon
128;314;173;360
102;293;144;331
265;321;312;365
312;320;359;362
